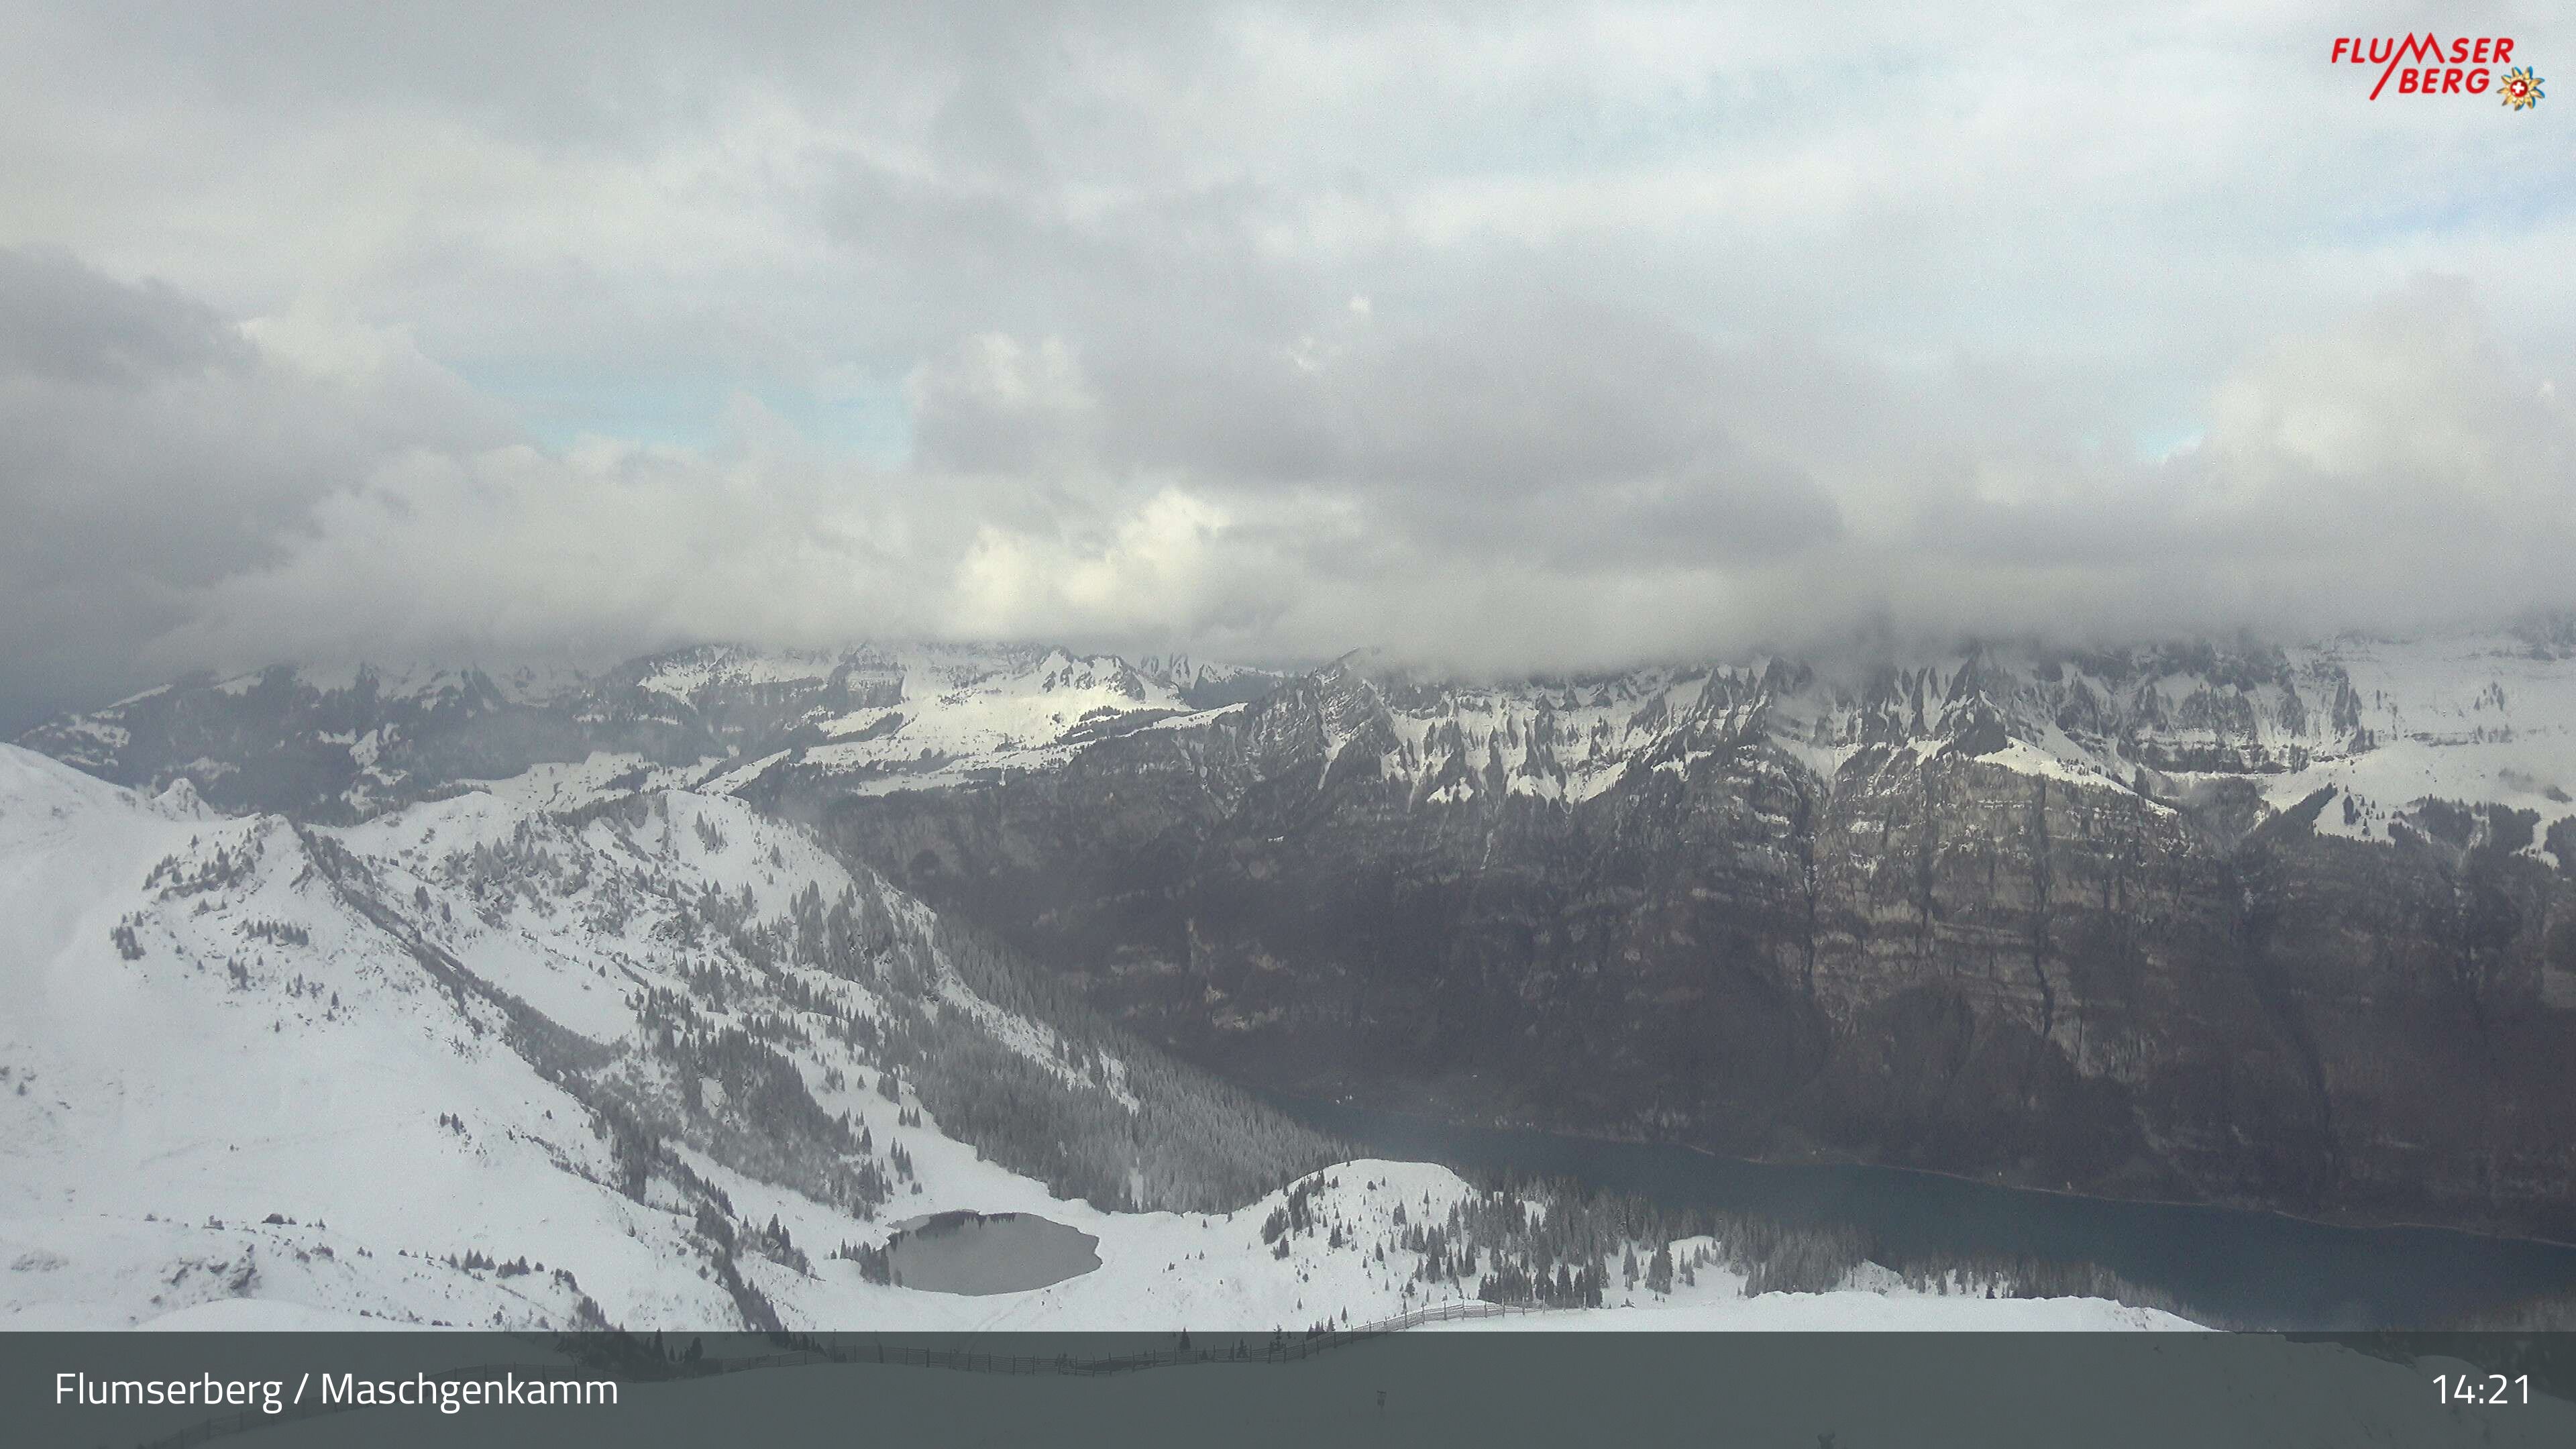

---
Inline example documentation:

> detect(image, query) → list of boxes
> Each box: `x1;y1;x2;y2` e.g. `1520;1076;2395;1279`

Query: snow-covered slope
0;745;2186;1332
692;644;1209;799
14;645;1282;821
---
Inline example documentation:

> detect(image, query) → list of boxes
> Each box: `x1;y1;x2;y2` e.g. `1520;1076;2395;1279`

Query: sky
3;1;2573;729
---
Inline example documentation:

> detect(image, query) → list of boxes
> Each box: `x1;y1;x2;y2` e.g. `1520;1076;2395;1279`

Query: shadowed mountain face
808;643;2576;1242
23;631;2576;1239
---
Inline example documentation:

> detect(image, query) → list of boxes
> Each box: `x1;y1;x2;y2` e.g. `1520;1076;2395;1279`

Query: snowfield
3;744;2187;1333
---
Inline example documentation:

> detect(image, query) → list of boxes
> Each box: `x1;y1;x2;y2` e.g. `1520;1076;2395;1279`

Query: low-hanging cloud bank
5;247;2569;733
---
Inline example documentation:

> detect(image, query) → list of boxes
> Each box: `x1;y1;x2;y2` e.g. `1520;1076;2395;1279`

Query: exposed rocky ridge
22;629;2576;1238
806;636;2576;1240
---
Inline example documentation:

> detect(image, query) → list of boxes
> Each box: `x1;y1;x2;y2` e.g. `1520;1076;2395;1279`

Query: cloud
908;333;1102;474
1878;278;2576;645
3;5;2574;722
0;248;515;728
0;246;246;384
7;243;2571;724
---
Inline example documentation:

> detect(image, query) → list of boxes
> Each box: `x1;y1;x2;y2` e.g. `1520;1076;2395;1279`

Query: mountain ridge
0;741;2200;1333
23;633;2576;1252
28;627;2576;847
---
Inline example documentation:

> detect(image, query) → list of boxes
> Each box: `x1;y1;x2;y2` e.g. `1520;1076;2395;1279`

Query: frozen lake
883;1210;1102;1295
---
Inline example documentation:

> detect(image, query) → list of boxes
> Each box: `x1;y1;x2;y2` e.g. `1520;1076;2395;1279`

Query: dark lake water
1280;1097;2576;1330
884;1211;1100;1295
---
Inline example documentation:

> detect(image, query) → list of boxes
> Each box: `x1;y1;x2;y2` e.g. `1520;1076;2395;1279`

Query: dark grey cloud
0;246;246;384
912;289;1850;553
1087;297;1746;490
0;247;514;730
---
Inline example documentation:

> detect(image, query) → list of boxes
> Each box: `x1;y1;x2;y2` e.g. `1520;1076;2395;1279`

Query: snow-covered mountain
786;628;2576;1241
15;645;1283;823
32;629;2576;857
19;622;2576;1260
1329;629;2576;857
0;743;2185;1331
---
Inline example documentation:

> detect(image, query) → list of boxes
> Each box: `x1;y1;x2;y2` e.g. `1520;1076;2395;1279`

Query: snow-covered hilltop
0;743;2189;1332
0;737;1297;1330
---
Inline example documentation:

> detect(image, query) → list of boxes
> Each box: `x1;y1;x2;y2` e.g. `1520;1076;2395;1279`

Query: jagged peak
152;776;212;820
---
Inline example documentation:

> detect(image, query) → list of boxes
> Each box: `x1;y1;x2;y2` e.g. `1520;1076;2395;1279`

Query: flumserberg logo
2329;34;2543;105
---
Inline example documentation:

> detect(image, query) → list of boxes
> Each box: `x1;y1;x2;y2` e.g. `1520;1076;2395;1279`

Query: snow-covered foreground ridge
0;745;2186;1332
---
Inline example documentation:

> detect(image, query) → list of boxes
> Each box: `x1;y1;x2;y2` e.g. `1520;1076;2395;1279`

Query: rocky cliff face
25;629;2576;1236
812;636;2576;1240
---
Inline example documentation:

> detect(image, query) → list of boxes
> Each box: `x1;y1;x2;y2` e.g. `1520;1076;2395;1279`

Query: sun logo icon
2499;66;2544;110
